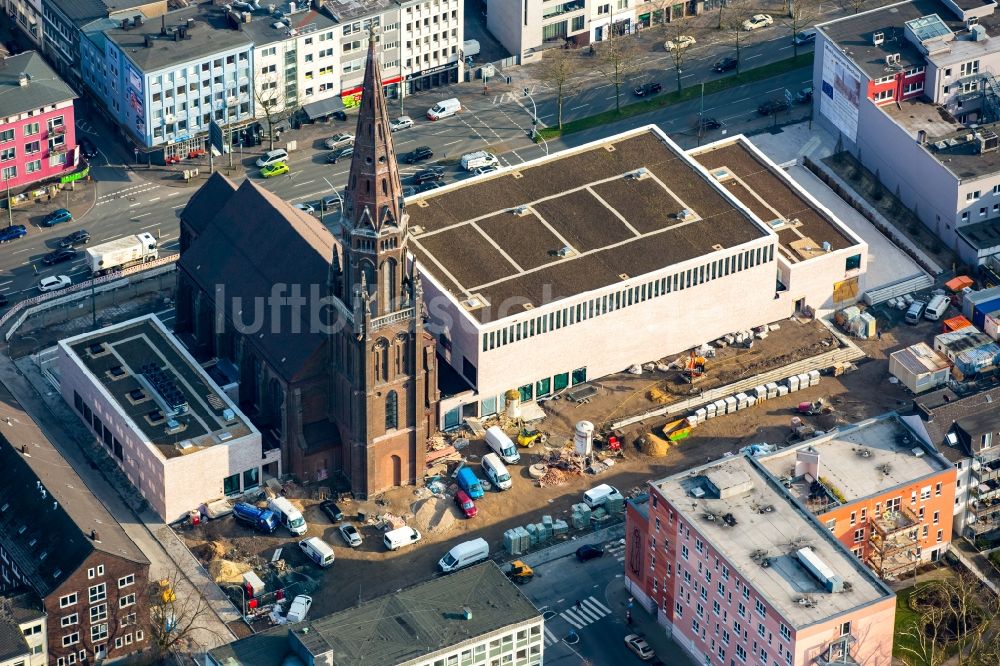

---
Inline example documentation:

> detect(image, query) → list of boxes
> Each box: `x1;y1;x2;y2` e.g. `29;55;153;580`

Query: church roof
180;171;238;237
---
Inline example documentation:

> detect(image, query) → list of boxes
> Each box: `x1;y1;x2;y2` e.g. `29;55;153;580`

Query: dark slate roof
178;179;336;382
0;590;44;661
913;385;1000;460
47;0;156;26
0;407;147;597
0;52;76;118
180;171;237;237
208;562;541;665
0;591;45;624
0;620;28;663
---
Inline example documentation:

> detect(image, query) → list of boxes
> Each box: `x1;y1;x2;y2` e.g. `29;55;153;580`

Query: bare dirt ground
180;315;938;620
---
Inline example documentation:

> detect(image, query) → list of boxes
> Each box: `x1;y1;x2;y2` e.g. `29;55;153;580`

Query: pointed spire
343;27;406;235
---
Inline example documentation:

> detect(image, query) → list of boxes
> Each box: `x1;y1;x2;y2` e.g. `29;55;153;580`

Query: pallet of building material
464;417;486;437
553;519;569;536
525;523;539;546
426;446;458;464
605;495;625;513
504;529;524;556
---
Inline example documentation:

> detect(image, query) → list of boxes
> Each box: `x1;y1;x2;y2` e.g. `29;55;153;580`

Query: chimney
134;14;143;26
186;18;194;31
144;34;153;48
19;444;26;454
161;14;167;36
17;72;28;87
917;129;927;145
90;529;100;541
794;446;821;481
173;28;181;41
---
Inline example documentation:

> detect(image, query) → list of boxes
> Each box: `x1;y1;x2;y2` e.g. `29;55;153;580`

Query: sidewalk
952;539;1000;594
606;572;697;666
0;350;241;654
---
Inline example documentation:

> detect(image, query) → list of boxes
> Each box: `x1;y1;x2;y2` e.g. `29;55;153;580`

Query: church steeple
339;29;409;318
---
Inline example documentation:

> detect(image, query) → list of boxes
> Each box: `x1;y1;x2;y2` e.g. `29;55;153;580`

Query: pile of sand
647;387;672;404
639;431;671;458
208;559;252;584
193;540;227;561
412;497;456;534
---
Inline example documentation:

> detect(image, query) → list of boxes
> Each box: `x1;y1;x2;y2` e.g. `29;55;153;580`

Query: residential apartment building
406;126;866;430
79;4;254;160
4;0;44;47
0;428;149;665
906;385;1000;538
814;0;1000;264
40;0;166;88
0;51;78;192
0;592;46;666
57;314;275;523
625;454;896;666
205;563;543;666
759;415;957;578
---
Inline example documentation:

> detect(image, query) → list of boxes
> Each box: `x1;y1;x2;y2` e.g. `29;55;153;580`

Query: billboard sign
209;120;225;155
820;41;862;142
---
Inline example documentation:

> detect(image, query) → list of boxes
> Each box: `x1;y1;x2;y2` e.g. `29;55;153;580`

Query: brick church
174;35;439;497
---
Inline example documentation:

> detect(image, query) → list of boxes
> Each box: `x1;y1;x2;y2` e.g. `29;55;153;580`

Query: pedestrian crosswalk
606;540;626;562
543;626;560;646
558;596;612;630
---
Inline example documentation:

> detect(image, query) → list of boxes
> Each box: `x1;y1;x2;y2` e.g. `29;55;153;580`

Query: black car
403;146;433;164
633;82;663;97
576;544;605;562
413;166;445;184
58;229;90;248
326;146;353;163
41;248;78;266
698;117;723;131
758;99;790;116
417;180;445;193
713;56;738;73
331;110;348;122
79;137;99;159
320;500;343;522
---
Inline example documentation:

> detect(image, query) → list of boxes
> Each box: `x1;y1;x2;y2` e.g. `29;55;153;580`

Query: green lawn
537;53;815;140
894;586;923;665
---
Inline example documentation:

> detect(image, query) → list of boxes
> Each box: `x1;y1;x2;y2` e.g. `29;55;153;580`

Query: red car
454;490;478;518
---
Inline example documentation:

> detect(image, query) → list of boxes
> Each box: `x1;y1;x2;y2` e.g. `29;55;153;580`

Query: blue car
0;224;27;243
456;466;485;499
41;208;73;227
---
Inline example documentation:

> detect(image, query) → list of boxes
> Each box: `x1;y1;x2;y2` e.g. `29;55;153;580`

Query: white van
427;98;461;120
268;497;307;536
438;537;490;572
460;151;499;172
298;537;335;568
924;294;949;321
383;526;422;551
256;148;288;167
481;453;512;491
485;426;520;464
583;483;623;509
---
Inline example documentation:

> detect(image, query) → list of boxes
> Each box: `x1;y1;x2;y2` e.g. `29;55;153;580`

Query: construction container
605;494;625;513
807;370;821;386
834;305;861;328
942;315;973;332
955;343;1000;376
787;375;800;392
552;519;569;536
777;385;789;397
889;343;950;393
754;385;768;402
705;402;717;419
724;396;738;414
985;310;1000;340
963;286;1000;321
934;326;993;361
664;418;693;441
765;382;779;399
946;275;974;292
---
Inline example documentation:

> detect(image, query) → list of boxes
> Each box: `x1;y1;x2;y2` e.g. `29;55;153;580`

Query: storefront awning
302;96;345;121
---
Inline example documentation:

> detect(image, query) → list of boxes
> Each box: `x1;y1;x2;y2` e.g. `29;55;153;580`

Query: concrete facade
4;0;44;47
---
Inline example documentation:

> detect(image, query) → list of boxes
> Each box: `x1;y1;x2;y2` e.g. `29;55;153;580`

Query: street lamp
319;183;344;226
522;88;548;156
2;170;11;228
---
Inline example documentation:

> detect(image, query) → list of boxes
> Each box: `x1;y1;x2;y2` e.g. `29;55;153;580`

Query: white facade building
403;126;867;428
57;314;279;523
4;0;44;47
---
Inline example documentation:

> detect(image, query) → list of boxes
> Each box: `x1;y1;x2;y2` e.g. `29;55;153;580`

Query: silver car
324;133;354;149
338;523;362;547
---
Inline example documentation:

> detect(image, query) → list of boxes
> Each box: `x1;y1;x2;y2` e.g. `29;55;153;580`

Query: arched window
385;390;398;429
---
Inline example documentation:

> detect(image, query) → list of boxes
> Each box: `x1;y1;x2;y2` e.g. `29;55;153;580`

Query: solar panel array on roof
906;14;951;41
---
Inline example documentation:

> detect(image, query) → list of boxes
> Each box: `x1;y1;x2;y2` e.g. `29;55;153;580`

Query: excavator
682;350;707;382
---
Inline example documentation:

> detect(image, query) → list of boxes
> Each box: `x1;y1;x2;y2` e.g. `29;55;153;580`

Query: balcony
866;507;920;580
542;0;585;19
816;634;859;665
371;307;415;331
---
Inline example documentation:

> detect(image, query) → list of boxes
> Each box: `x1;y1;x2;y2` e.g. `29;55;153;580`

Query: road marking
167;191;180;197
11;248;33;254
543;627;559;646
559;596;610;630
140;223;159;230
172;203;186;209
433;128;450;135
0;280;11;287
443;139;462;146
746;54;764;60
568;104;589;111
131;212;151;219
148;197;161;202
293;179;316;188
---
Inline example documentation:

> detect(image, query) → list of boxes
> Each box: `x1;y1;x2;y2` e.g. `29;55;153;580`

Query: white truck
86;233;158;275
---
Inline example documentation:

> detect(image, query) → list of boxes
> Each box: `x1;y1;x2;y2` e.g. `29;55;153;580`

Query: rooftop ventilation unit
223;408;236;422
676;208;694;221
911;447;926;458
460;294;488;311
977;129;999;154
885;53;901;68
557;246;575;258
175;439;194;453
512;206;531;217
873;31;884;45
689;486;705;499
796;546;844;592
711;168;732;181
625;167;650;180
165;419;185;435
856;447;873;458
216;431;233;443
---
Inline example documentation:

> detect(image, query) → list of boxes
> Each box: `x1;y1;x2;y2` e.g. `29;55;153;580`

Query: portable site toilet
765;382;779;399
705;402;717;419
724;396;738;414
807;370;820;386
787;375;800;392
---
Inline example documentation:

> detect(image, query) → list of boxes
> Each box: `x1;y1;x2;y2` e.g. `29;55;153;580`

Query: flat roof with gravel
406;125;770;324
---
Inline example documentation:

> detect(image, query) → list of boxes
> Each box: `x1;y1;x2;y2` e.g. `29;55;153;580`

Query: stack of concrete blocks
504;527;532;555
735;392;749;410
777;384;789;397
706;402;718;419
525;524;539;546
754;385;768;403
571;503;592;529
693;407;707;424
553;519;569;536
765;382;779;399
605;494;625;514
538;517;553;541
807;370;821;386
713;399;727;416
724;396;737;413
787;375;800;392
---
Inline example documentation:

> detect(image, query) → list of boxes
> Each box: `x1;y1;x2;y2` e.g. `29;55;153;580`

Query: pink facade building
0;51;77;192
625;456;896;666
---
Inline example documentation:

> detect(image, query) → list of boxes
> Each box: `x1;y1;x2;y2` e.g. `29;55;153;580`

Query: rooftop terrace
656;456;891;628
759;416;950;512
61;315;253;459
406;126;769;324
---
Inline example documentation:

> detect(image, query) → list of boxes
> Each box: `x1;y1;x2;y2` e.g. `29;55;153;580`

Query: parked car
326;146;354;163
417;180;445;193
41;208;73;227
0;225;27;243
38;275;72;293
793;29;817;45
42;248;78;266
757;98;790;116
454;489;478;518
338;523;363;547
664;35;696;51
390;116;413;132
633;82;663;97
575;544;604;562
59;229;90;247
698;117;723;131
260;162;290;178
795;86;814;103
321;196;342;211
624;634;656;661
324;133;354;149
285;595;313;623
713;56;738;73
330;110;348;122
79;137;99;158
742;13;773;30
413;166;445;184
319;500;343;522
473;164;499;176
402;146;433;164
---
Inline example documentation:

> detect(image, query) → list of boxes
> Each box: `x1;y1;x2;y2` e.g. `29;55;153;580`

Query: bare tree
663;17;697;93
721;0;754;75
845;0;866;14
786;0;821;57
593;32;643;113
897;602;948;666
536;49;581;130
252;73;298;151
146;573;225;661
